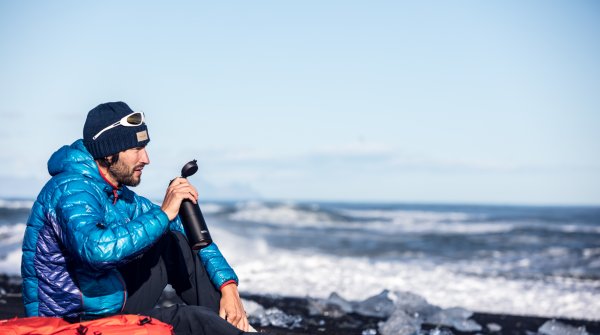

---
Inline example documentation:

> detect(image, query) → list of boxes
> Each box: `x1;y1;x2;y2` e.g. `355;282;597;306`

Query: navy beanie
83;101;150;159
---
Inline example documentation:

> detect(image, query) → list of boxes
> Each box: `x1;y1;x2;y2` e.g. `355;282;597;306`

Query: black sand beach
1;274;598;335
242;294;600;335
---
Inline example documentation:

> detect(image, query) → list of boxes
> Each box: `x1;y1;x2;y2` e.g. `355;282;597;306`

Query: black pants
118;231;246;335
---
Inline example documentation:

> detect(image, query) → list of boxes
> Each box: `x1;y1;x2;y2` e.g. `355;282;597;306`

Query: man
21;102;253;335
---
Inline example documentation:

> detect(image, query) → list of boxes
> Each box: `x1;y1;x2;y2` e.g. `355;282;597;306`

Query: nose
140;147;150;165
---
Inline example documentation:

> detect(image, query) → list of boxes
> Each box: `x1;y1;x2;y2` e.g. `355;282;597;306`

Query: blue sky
0;1;599;205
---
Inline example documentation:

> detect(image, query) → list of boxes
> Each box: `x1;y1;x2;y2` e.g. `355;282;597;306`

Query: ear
108;152;121;164
96;153;119;168
95;157;110;168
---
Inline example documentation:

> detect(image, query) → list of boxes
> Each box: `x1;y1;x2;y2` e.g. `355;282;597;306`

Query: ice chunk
327;292;354;313
354;290;396;318
361;329;377;335
307;296;347;318
246;303;294;328
426;329;455;335
390;290;441;318
313;290;442;320
306;297;326;316
307;292;355;318
379;309;422;335
265;308;303;328
487;323;502;332
450;319;482;332
255;307;303;329
426;307;481;332
242;299;265;317
538;319;589;335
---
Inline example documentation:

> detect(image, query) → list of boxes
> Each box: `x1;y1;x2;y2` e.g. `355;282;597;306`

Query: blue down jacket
21;140;238;318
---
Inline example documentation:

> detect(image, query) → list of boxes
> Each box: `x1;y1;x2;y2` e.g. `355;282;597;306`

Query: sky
0;1;599;205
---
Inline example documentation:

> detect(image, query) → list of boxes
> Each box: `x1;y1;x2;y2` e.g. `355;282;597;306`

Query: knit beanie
83;101;150;159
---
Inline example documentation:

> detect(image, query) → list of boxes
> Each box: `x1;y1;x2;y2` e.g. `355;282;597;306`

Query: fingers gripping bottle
177;160;212;250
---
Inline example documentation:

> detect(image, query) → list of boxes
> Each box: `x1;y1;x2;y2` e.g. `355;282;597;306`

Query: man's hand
219;284;249;331
161;177;198;221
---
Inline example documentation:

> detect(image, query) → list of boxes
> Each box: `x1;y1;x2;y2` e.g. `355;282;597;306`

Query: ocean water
1;199;599;320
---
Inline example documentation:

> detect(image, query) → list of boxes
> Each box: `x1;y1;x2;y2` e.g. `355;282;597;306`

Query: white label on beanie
136;130;149;142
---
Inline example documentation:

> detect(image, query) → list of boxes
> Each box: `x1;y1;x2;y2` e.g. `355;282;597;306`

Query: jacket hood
48;139;101;180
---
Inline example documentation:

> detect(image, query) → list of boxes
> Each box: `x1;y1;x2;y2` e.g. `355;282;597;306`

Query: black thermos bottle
177;160;212;250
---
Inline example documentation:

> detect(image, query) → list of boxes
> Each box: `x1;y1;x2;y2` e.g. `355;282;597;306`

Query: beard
109;160;143;187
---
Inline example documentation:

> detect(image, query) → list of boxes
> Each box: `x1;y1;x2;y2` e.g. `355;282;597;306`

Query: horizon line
1;196;599;209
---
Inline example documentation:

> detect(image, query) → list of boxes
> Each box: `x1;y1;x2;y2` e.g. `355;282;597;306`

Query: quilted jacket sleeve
150;200;239;289
198;242;239;289
170;217;239;289
56;181;170;272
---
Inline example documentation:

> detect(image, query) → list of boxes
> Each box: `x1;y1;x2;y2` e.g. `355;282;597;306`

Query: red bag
0;314;173;335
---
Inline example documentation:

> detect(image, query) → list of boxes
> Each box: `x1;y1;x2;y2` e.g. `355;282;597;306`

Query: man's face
108;147;150;187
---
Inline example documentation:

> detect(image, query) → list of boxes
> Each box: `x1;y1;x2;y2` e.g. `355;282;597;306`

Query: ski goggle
92;112;145;140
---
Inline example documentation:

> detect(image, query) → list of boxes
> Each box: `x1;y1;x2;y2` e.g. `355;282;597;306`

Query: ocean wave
550;224;600;234
199;203;225;215
231;246;600;321
340;209;519;234
225;202;517;234
227;202;344;228
366;219;516;234
339;209;474;222
0;249;21;275
0;223;26;246
0;223;25;275
221;202;600;237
